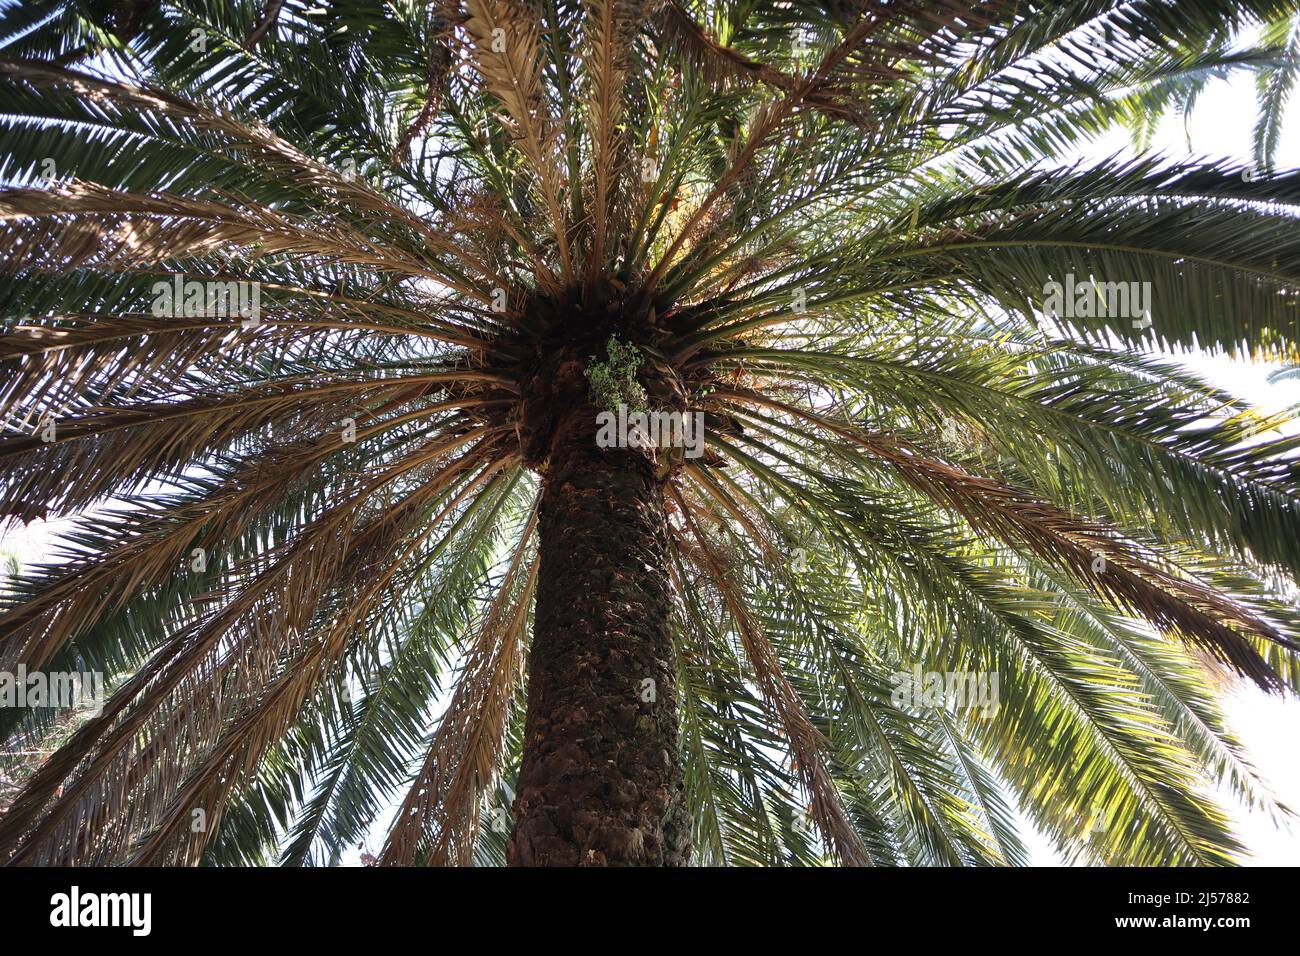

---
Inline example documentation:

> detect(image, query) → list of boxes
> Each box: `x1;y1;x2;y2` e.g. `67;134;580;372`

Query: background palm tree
2;0;1300;867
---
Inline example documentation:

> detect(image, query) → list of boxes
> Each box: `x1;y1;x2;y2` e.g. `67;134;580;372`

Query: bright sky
3;32;1299;867
1181;350;1300;865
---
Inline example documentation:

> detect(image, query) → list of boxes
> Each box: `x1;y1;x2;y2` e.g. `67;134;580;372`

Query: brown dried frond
674;488;871;866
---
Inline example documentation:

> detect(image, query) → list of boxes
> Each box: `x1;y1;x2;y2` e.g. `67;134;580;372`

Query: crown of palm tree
2;0;1300;867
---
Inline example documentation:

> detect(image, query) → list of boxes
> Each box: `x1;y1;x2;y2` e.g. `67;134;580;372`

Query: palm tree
1;0;1300;868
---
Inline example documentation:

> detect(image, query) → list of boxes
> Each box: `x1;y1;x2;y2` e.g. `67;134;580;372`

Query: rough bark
507;401;690;866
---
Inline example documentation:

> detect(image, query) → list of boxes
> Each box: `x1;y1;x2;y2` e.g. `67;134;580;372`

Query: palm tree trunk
507;405;690;866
